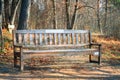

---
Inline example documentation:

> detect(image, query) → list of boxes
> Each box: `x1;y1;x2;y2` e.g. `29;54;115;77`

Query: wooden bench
13;29;101;71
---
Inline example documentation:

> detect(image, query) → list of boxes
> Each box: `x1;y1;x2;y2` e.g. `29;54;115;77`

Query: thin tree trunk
104;0;108;34
70;0;78;29
10;0;21;25
65;0;71;29
52;0;56;29
65;0;78;29
4;0;10;29
17;0;31;30
97;0;102;33
0;0;3;50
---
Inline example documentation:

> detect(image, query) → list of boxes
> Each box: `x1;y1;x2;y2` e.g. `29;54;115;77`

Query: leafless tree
0;0;3;50
17;0;31;30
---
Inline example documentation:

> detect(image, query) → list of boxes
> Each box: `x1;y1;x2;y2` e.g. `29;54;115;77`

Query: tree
0;0;3;50
52;0;56;29
103;0;108;34
10;0;21;25
65;0;78;29
17;0;31;30
65;0;71;29
2;0;20;33
3;0;9;29
8;0;20;33
97;0;103;34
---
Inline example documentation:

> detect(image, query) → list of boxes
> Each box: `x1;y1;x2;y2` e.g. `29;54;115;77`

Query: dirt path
0;56;120;80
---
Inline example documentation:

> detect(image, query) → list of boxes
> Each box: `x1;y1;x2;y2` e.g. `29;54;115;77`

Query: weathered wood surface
13;29;101;71
13;29;90;46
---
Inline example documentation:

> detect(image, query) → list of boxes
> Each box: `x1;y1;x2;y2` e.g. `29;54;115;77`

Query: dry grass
93;35;120;61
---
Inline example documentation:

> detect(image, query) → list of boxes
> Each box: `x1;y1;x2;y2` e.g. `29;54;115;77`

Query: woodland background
0;0;120;53
0;0;120;35
0;1;120;79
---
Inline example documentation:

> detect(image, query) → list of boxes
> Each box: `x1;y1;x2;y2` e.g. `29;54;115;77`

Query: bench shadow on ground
0;58;120;80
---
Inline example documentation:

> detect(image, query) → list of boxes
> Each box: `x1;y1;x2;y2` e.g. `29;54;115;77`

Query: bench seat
23;49;97;53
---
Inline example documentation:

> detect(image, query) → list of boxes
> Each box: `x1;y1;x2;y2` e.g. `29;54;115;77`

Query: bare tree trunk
70;0;78;29
4;0;10;29
17;0;31;30
8;0;21;33
97;0;102;34
10;0;21;25
104;0;108;34
65;0;71;29
52;0;56;29
0;0;3;50
65;0;78;29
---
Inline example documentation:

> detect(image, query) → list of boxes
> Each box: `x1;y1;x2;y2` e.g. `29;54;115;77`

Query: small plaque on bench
94;52;99;56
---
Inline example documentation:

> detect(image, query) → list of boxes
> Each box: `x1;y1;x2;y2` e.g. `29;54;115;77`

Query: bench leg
14;55;17;67
20;57;24;71
20;52;24;71
89;54;92;62
98;53;101;65
89;53;101;65
20;61;24;71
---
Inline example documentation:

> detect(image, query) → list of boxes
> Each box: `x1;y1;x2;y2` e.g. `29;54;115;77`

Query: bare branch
77;5;95;10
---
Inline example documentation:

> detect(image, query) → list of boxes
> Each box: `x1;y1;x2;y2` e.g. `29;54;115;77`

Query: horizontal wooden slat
23;49;97;53
13;29;89;34
22;49;97;60
21;43;90;48
13;29;91;46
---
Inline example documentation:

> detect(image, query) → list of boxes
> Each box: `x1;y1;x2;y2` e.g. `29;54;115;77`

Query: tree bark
4;0;10;29
0;0;3;50
70;0;78;29
17;0;31;30
52;0;56;29
65;0;78;29
104;0;108;34
10;0;21;25
65;0;71;29
97;0;102;34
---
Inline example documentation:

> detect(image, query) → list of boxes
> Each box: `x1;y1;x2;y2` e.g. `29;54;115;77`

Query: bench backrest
13;29;91;47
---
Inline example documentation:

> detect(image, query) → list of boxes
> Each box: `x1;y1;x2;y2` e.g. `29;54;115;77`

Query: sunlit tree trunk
17;0;31;30
8;0;21;33
10;0;20;25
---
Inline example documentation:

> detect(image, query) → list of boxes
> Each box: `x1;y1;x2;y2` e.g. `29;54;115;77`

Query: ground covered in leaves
0;32;120;80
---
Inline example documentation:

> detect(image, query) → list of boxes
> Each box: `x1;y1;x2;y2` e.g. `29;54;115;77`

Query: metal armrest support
90;43;101;47
89;43;102;64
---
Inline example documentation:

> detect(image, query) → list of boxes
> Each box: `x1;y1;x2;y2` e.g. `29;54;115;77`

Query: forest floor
0;30;120;80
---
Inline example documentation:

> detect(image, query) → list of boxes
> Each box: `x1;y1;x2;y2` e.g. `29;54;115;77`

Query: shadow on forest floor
0;57;120;80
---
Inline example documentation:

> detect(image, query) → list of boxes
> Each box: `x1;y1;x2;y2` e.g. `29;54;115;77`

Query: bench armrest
14;44;23;48
90;43;101;47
